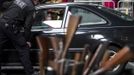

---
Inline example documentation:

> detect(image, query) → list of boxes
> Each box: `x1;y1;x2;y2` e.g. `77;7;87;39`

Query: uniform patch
14;0;27;9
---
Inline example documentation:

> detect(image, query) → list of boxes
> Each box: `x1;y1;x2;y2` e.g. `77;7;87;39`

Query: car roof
35;2;101;10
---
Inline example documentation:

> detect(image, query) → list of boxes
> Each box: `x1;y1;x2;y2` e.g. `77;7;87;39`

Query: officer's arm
24;11;34;41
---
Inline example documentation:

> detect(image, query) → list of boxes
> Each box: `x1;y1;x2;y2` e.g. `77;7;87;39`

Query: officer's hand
27;42;31;48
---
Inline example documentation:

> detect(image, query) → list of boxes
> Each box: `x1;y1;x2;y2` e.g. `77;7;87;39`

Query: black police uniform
0;0;5;5
0;0;35;75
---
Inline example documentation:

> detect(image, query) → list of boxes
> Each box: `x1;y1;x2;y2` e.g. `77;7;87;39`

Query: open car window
32;8;65;30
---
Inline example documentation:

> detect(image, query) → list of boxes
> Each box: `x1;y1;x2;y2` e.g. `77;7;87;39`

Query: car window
32;8;65;29
100;6;134;21
69;7;106;26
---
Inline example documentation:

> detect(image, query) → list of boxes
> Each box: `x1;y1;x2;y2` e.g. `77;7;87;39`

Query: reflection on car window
99;6;134;21
70;7;106;26
33;8;65;29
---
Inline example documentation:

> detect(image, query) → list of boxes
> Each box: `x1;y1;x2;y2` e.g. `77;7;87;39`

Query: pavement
1;62;134;75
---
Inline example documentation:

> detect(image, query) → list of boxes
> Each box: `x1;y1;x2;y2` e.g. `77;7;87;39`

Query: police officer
0;0;41;75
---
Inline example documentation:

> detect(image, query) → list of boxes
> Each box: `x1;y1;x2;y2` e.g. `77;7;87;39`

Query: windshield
98;6;134;21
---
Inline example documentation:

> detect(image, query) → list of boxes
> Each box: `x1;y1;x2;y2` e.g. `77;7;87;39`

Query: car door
66;5;115;48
